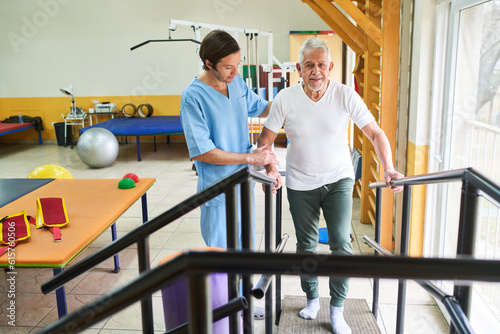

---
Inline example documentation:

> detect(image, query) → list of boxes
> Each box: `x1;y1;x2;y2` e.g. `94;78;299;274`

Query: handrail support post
226;185;241;334
188;273;212;334
372;187;382;319
396;185;412;334
241;178;254;334
450;179;479;334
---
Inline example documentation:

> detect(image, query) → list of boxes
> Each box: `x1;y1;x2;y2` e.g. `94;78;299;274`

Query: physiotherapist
179;29;278;249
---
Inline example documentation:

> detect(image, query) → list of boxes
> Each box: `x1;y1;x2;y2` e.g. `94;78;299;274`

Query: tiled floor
0;139;449;333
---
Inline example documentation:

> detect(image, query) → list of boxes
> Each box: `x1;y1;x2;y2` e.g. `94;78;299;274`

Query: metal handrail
38;166;499;334
363;236;475;334
37;251;500;334
368;167;499;334
370;167;500;205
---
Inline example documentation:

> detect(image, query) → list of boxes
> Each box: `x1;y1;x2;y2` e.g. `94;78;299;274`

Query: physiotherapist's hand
384;169;404;193
249;144;278;167
261;168;282;194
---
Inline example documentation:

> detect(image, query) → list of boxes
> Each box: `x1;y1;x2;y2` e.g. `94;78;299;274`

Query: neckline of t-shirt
299;80;332;106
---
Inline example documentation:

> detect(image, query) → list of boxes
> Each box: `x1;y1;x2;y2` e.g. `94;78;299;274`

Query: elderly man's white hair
298;37;332;64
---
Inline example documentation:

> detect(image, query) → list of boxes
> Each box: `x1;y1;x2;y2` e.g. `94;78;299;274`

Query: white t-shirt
264;80;375;191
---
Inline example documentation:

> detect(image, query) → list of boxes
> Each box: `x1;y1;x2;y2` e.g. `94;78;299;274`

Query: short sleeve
345;87;375;128
263;92;285;134
179;94;216;159
242;80;268;118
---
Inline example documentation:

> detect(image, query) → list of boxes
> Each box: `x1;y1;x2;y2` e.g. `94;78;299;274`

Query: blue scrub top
180;75;268;205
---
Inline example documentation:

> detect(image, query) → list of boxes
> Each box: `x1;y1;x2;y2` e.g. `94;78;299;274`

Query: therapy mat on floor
277;296;381;334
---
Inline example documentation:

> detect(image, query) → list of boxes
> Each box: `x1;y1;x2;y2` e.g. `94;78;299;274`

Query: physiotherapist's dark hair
199;30;240;71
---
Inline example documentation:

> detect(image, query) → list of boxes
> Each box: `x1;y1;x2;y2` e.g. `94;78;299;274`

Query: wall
406;0;437;256
0;0;329;141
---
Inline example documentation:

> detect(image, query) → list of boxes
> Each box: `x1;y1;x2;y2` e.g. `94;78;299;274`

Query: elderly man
258;37;403;334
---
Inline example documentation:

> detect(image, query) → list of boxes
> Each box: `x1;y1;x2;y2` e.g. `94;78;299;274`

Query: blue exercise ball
77;128;119;168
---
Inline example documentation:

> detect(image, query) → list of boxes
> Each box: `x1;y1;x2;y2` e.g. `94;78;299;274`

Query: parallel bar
370;168;467;189
370;168;469;189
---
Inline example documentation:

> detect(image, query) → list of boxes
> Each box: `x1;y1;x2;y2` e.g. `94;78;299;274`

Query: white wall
0;0;329;98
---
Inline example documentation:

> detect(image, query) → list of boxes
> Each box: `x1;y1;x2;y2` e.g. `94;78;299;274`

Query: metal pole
275;187;282;325
372;187;382;319
137;237;153;333
246;33;254;145
225;186;240;334
188;274;212;334
450;179;478;334
264;183;273;334
241;179;254;333
141;193;149;223
396;185;412;334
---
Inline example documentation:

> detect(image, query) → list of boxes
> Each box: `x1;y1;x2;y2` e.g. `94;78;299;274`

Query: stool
159;247;230;333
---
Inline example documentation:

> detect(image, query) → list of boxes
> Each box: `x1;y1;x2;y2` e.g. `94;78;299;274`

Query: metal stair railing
363;235;475;334
368;167;500;334
37;250;500;334
38;167;500;334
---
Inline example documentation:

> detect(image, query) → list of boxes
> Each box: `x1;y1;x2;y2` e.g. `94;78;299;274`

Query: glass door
428;0;500;330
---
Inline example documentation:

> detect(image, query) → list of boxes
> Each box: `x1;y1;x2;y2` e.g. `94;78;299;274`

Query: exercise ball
27;164;73;179
77;128;119;168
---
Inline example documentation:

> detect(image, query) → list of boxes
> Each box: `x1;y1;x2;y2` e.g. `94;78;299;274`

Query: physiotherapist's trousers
287;177;354;307
200;185;256;249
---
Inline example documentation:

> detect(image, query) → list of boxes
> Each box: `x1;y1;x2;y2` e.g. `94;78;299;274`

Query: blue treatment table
79;116;183;161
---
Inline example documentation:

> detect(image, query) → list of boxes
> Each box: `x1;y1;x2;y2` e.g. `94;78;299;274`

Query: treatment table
0;123;42;144
0;177;155;318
